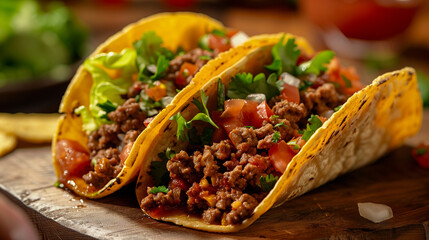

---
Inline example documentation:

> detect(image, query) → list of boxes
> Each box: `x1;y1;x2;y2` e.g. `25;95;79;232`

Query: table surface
1;1;429;239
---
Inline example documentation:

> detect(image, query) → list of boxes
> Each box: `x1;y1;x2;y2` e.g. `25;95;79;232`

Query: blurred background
1;0;428;113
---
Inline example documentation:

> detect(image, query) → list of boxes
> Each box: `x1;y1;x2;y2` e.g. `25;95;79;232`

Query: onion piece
321;110;334;119
246;93;266;103
161;96;173;107
358;202;393;223
147;64;157;74
280;72;300;88
230;31;249;47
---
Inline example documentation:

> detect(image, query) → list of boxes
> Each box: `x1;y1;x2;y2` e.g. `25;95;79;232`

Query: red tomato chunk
55;139;91;178
268;140;297;173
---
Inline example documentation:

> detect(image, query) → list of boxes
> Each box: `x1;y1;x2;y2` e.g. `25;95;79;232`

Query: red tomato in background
144;117;154;127
55;139;91;178
226;29;239;39
176;62;198;88
327;58;362;95
412;143;429;168
208;34;231;53
268;140;296;173
281;83;300;104
120;142;133;164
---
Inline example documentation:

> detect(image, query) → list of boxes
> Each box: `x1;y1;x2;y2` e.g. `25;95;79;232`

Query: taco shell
135;33;422;232
52;12;226;198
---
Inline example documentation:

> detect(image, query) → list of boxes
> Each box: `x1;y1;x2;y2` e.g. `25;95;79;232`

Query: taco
52;12;248;198
135;33;422;232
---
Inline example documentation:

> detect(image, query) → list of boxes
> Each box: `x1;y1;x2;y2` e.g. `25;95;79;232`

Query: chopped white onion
246;93;266;103
230;31;249;47
280;72;300;88
147;64;157;74
161;96;173;107
358;202;393;223
321;110;334;119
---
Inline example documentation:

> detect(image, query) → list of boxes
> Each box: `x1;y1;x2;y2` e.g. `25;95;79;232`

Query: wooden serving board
1;143;428;239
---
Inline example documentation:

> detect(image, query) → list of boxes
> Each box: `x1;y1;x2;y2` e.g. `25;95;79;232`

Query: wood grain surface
1;143;428;239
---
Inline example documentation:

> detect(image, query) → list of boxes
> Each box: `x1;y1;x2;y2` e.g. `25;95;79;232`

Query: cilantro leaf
417;71;429;107
217;78;225;111
265;36;301;75
287;141;301;150
170;91;218;141
151;149;175;186
212;29;227;37
227;72;280;100
341;74;352;88
149;186;169;194
272;131;281;143
274;122;287;128
138;91;164;117
298;79;314;91
259;174;279;192
189;127;215;146
417;148;427;156
301;115;323;141
199;55;212;60
296;50;335;76
334;105;342;112
150;55;169;80
133;31;174;84
96;100;117;120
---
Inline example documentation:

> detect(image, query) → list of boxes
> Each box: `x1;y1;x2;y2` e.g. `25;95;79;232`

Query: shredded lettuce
75;48;137;133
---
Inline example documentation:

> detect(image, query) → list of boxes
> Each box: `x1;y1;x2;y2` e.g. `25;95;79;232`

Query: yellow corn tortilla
135;33;422;232
52;12;226;198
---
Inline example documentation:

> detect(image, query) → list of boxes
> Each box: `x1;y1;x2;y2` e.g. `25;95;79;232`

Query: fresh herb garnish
258;174;279;192
149;186;169;194
217;78;225;111
265;36;301;76
244;126;256;129
212;29;227;37
341;74;352;88
417;71;429;107
227;72;279;100
199;55;212;60
170;91;218;141
96;100;117;120
301;115;323;141
189;127;215;146
274;122;287;128
272;131;281;143
133;31;174;84
138;91;164;116
296;50;335;76
417;148;427;156
151;149;176;186
91;158;97;167
287;141;301;150
272;115;279;119
54;181;64;188
298;79;314;91
334;105;342;112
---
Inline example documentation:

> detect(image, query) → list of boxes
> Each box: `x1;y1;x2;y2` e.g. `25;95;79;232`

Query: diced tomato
412;143;429;168
281;83;300;104
208;34;231;53
327;57;362;95
220;99;246;119
55;139;91;178
120;142;133;164
176;62;199;88
169;177;189;191
219;99;273;132
144;117;154;127
147;205;166;219
145;81;167;101
255;101;274;127
268;140;297;173
226;29;239;38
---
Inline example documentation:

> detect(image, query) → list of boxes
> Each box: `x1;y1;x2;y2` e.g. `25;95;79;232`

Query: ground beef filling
141;76;349;225
82;48;213;188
